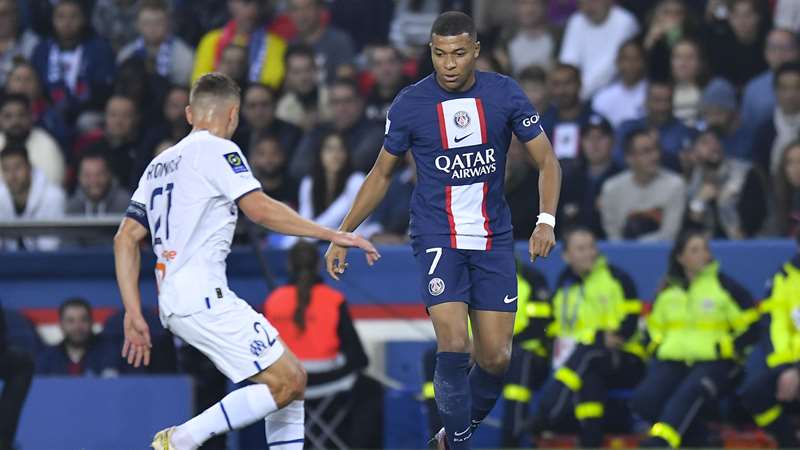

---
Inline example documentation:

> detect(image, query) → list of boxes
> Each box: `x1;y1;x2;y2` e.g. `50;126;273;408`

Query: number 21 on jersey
150;183;174;246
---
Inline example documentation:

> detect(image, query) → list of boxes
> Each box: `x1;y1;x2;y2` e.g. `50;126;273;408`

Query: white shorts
163;297;285;383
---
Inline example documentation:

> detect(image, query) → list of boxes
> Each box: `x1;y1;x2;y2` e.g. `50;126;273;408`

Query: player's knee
476;348;511;375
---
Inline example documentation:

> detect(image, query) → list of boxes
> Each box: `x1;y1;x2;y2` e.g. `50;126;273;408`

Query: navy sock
468;363;505;430
434;352;472;450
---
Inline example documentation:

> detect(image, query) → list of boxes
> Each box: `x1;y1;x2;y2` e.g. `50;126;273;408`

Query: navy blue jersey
384;71;543;251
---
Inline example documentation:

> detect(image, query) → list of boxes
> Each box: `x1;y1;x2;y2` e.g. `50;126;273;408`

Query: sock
265;400;305;450
468;364;505;431
434;352;472;450
172;384;278;449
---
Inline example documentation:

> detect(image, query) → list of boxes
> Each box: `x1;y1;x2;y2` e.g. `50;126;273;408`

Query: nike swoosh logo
454;133;473;143
454;426;471;437
504;295;518;304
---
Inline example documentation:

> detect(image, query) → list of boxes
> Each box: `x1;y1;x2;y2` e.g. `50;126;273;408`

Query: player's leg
429;301;473;450
162;300;303;450
251;347;307;450
466;249;517;432
416;246;473;449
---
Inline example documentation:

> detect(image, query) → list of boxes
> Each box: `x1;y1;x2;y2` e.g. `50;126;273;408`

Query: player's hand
777;367;800;402
122;311;151;368
529;224;555;263
325;232;381;280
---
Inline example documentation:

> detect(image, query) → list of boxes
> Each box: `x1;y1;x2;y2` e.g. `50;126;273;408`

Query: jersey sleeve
506;77;543;143
197;141;262;203
383;88;412;156
125;176;148;229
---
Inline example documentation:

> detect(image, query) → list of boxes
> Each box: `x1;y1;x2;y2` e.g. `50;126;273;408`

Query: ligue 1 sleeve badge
223;152;249;173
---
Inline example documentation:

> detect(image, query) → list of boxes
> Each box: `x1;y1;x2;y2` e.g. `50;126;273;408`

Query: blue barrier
17;376;192;450
0;240;794;313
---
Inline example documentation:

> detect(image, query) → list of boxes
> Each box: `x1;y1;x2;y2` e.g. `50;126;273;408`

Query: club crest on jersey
453;111;471;129
223;152;248;173
429;277;445;296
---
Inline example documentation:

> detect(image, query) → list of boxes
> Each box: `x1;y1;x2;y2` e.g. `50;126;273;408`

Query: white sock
265;400;305;449
172;384;278;449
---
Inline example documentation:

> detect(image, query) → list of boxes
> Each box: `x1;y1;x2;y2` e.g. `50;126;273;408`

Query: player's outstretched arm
524;133;562;262
113;217;152;368
325;148;402;280
237;189;381;264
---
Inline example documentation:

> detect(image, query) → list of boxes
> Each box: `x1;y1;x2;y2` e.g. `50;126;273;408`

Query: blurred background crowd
2;0;800;248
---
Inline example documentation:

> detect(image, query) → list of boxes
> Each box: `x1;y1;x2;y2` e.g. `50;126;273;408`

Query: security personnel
632;230;760;448
421;262;552;447
527;227;644;448
739;250;800;448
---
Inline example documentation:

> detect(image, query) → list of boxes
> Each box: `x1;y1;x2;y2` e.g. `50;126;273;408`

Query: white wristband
536;212;556;228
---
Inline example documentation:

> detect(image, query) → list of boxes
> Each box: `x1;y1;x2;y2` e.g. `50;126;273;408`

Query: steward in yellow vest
528;227;644;448
632;231;759;448
739;253;800;448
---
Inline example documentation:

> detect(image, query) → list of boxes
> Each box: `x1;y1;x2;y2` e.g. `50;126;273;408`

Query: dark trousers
632;360;739;448
739;366;799;448
530;344;644;447
0;350;33;448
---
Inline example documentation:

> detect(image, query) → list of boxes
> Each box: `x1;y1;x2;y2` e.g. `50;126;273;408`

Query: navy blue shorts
413;246;518;312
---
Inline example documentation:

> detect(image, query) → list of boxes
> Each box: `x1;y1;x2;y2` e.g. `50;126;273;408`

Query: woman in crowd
263;240;380;448
769;141;800;237
644;0;697;80
670;38;709;127
298;131;366;230
631;230;760;447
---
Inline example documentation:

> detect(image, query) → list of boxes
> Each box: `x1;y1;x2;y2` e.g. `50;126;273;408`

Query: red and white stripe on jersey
445;182;492;250
436;98;488;150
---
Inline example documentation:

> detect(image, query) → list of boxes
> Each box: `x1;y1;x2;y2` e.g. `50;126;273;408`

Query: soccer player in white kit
113;73;379;450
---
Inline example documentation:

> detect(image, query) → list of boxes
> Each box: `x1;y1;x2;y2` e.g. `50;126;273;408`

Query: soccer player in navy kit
325;12;561;450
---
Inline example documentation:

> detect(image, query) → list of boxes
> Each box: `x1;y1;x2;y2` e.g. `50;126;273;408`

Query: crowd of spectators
0;0;799;249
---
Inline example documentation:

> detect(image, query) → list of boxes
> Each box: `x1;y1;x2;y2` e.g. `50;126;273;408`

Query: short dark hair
648;78;674;92
430;11;476;40
140;0;168;12
624;127;654;154
0;141;29;165
561;226;596;249
775;61;800;87
78;149;110;171
284;43;316;66
0;93;30;111
244;83;275;100
58;297;92;320
190;72;241;104
551;62;581;83
54;0;85;15
328;77;360;97
253;132;283;152
517;65;547;84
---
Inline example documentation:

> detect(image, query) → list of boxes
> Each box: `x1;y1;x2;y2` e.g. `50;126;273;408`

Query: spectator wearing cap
191;0;287;90
591;39;647;128
540;63;594;160
684;128;767;239
752;62;800;177
599;128;686;241
615;80;694;172
740;29;800;141
699;78;752;159
288;0;356;83
559;0;639;100
0;94;64;186
117;0;195;87
559;114;623;239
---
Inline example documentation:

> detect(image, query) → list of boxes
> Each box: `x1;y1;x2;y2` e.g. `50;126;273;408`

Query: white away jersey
125;131;261;316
